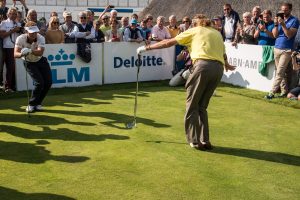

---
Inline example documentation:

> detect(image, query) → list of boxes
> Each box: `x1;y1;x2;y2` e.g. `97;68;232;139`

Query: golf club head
126;120;136;129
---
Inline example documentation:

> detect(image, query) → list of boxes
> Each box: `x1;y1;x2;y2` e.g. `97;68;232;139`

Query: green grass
0;82;299;200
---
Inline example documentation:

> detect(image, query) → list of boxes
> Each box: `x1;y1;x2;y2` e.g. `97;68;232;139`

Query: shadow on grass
145;140;186;145
209;146;300;166
42;110;170;129
0;113;96;126
0;186;75;200
0;125;130;141
0;140;89;164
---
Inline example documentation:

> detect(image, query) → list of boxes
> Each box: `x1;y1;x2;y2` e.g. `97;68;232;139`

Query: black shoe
204;142;213;150
264;93;274;100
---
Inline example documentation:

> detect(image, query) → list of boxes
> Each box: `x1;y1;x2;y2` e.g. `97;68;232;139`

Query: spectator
151;16;171;41
45;16;64;44
26;9;47;36
99;15;110;35
232;12;256;45
70;11;95;43
85;10;93;26
123;19;143;43
179;16;191;33
0;0;8;90
50;11;58;18
0;7;21;93
167;15;180;38
294;27;300;49
119;16;129;34
222;3;240;42
140;18;151;41
12;0;29;17
14;21;52;113
146;14;154;30
105;19;122;42
265;3;299;99
131;13;138;21
212;15;222;33
254;9;276;46
59;11;76;43
92;20;105;43
110;9;120;28
251;6;262;26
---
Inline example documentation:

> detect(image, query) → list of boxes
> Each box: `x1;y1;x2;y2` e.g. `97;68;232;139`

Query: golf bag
77;41;91;63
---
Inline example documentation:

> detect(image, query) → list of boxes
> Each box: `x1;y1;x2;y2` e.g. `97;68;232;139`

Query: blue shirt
275;15;299;50
258;21;276;46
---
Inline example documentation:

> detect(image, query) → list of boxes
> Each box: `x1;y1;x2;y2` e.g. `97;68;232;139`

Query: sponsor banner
16;43;103;91
103;42;174;84
223;43;275;92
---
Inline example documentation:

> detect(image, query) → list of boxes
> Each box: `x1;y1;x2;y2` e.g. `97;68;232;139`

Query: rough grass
0;82;299;200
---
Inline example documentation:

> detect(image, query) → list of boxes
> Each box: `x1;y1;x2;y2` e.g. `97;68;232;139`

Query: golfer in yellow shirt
137;14;235;150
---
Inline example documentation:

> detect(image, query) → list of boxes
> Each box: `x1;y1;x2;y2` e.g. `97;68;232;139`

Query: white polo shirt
15;33;45;62
0;18;21;48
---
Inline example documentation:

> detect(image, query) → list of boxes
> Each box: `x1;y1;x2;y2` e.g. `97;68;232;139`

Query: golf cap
25;26;39;33
63;11;72;18
130;19;138;25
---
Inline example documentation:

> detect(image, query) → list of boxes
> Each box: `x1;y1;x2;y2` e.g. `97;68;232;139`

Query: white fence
15;42;275;92
16;42;175;91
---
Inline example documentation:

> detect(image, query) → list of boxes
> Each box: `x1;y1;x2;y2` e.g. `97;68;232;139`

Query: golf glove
136;46;147;55
21;48;32;56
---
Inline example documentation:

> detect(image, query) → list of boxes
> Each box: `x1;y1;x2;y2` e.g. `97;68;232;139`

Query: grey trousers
185;59;223;144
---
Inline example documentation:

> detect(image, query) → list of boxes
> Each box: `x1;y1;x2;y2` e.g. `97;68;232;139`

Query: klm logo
48;49;90;84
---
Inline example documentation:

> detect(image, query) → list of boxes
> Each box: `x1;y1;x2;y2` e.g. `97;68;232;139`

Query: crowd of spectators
0;0;299;100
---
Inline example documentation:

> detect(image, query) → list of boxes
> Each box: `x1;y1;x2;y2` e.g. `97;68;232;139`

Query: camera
109;5;115;8
276;12;284;19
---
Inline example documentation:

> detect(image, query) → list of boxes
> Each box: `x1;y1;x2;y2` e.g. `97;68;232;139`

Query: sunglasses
52;22;59;24
224;8;230;11
80;17;86;19
183;21;189;23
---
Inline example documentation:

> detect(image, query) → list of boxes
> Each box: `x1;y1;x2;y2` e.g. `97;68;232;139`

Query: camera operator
265;3;299;99
0;7;21;93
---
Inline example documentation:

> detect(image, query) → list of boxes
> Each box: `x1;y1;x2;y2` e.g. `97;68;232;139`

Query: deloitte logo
114;56;164;68
47;49;76;66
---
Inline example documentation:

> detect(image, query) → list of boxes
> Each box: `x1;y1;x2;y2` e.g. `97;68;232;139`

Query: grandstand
7;0;152;20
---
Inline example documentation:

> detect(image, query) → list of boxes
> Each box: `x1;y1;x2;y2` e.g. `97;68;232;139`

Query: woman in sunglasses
45;16;64;44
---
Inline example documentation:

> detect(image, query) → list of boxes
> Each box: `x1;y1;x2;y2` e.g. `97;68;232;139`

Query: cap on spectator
25;26;40;33
212;15;222;20
63;11;72;18
130;19;138;25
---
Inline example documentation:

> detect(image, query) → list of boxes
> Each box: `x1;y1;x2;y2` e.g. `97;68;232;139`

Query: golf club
126;54;142;129
23;55;31;118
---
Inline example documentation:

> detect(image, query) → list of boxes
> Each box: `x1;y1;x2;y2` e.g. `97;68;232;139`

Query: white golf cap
25;26;40;33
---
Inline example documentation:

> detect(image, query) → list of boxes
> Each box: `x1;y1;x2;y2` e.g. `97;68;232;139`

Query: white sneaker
35;105;43;111
26;105;35;113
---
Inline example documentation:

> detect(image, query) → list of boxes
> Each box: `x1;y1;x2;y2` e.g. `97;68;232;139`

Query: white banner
16;43;103;91
223;43;275;92
103;42;174;84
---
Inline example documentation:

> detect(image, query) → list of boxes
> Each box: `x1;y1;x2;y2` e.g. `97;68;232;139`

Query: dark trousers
185;60;223;144
0;47;4;86
3;48;16;90
25;57;52;106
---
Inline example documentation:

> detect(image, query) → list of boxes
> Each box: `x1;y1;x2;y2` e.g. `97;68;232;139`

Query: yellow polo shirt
175;26;225;65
